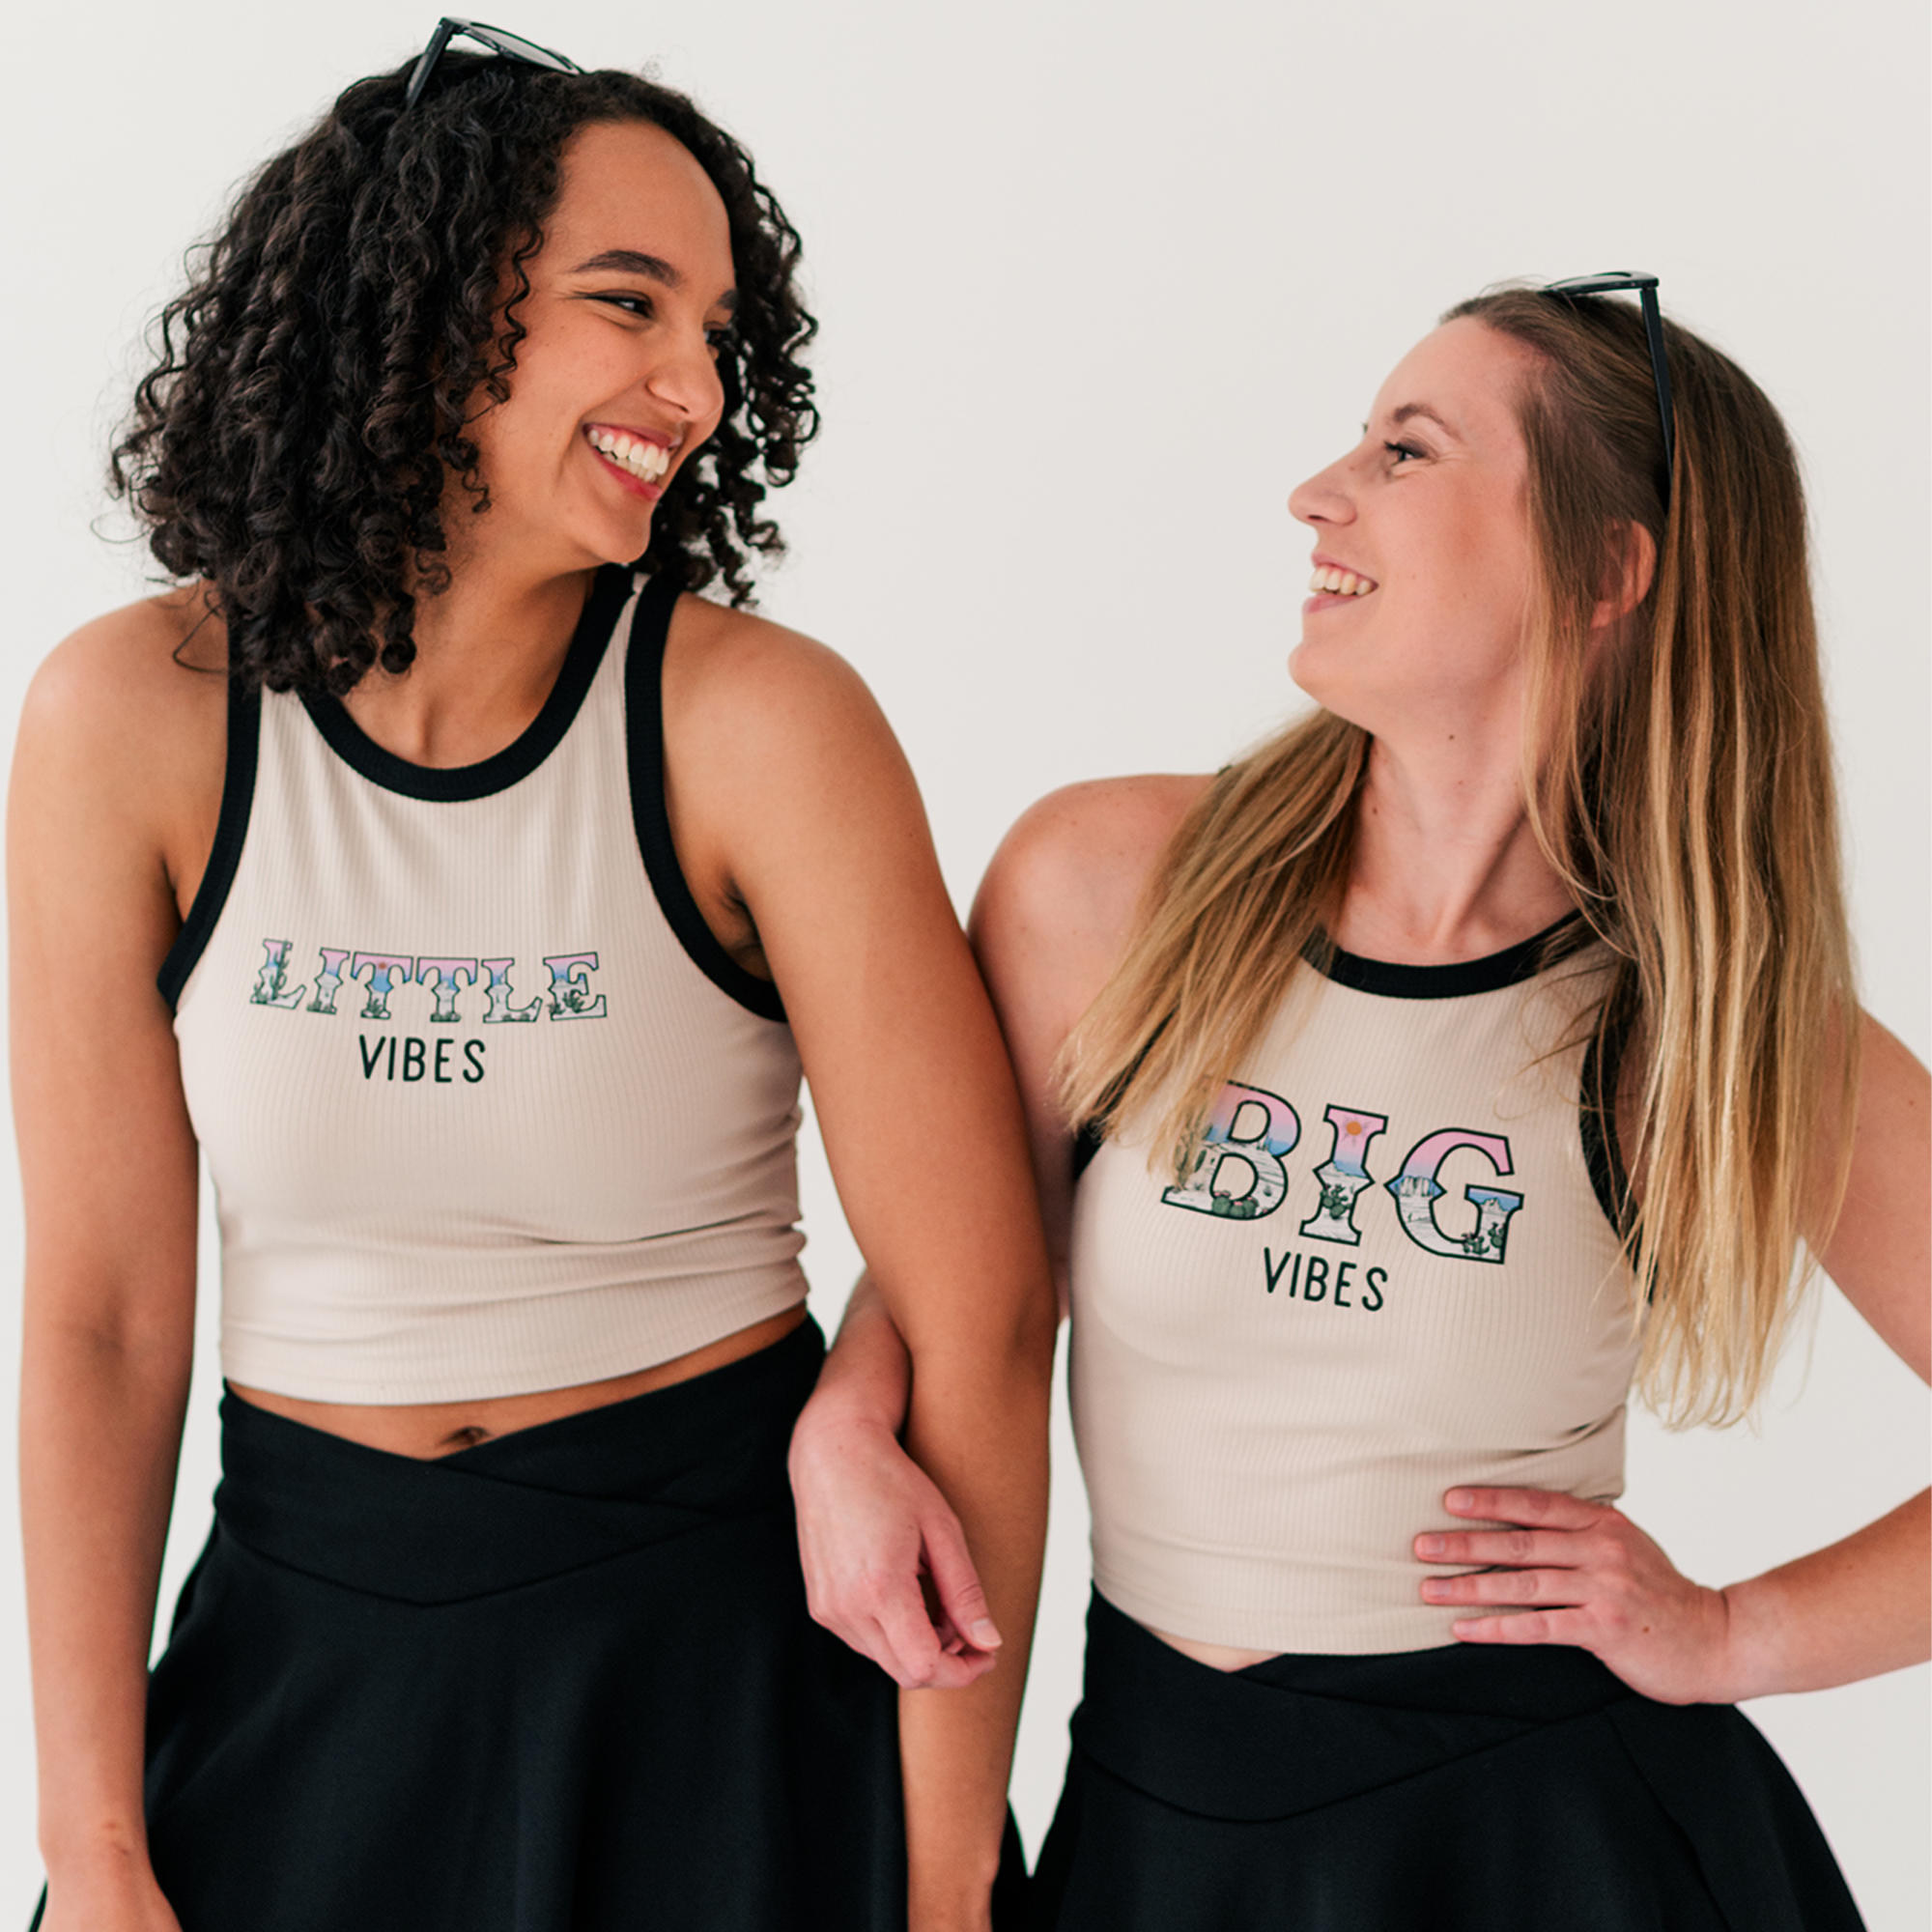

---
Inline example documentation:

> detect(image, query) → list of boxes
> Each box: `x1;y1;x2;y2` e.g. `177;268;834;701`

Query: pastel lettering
1161;1081;1299;1221
544;952;608;1021
1386;1128;1525;1264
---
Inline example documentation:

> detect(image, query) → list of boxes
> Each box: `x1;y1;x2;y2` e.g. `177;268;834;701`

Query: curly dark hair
112;55;818;694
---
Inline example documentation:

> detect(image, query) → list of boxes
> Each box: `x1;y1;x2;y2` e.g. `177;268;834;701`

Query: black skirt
1026;1590;1865;1932
119;1319;904;1931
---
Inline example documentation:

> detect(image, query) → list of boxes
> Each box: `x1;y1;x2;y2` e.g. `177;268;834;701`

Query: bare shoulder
656;595;929;961
20;588;226;774
664;593;880;752
977;774;1210;956
971;774;1210;1037
13;588;228;902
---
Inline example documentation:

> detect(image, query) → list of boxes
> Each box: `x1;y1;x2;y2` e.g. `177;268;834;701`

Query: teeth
587;428;670;483
1307;566;1377;596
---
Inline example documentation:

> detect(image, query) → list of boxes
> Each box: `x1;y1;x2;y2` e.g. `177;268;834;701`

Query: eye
1384;440;1425;465
703;323;734;355
588;292;655;320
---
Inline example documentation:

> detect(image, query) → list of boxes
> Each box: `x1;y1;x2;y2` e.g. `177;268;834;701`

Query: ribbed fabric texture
1069;940;1638;1655
171;573;809;1404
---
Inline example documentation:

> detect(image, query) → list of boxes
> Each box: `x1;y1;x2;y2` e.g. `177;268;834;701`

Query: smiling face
459;118;736;580
1287;318;1545;748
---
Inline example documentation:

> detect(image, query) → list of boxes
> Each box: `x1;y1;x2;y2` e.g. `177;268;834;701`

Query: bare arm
1702;1012;1928;1694
14;601;224;1928
782;771;1204;1924
1418;1012;1930;1702
664;602;1064;1931
790;769;1207;1514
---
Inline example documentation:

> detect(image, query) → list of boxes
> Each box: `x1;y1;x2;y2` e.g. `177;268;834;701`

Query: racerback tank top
1068;924;1638;1655
164;567;810;1405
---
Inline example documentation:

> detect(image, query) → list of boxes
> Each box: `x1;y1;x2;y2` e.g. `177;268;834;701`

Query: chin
1288;645;1392;737
574;510;658;573
1287;635;1349;711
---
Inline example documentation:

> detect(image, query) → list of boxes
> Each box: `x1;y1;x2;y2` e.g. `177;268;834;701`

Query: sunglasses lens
463;25;575;70
406;18;582;109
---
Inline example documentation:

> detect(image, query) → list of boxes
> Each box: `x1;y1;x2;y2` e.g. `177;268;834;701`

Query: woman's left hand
1414;1486;1738;1705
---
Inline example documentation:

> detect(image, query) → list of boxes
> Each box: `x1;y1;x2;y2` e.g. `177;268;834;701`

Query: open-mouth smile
584;424;674;491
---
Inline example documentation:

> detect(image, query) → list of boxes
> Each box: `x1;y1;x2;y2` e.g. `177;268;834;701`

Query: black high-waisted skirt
126;1318;904;1931
1026;1590;1865;1932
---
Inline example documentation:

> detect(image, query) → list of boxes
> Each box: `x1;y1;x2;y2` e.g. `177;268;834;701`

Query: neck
339;554;597;769
1332;727;1575;965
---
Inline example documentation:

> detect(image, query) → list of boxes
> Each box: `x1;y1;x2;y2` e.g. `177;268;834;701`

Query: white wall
4;0;1925;1922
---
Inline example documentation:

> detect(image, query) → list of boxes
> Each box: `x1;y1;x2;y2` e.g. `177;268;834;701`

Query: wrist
1716;1577;1801;1700
39;1813;153;1886
788;1396;900;1478
908;1870;996;1932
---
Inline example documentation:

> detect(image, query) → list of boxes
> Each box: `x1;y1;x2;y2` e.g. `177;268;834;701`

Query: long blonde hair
1060;288;1860;1426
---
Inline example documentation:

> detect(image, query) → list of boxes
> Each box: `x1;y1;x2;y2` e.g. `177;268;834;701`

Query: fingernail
970;1619;1003;1648
1445;1490;1473;1511
1422;1578;1447;1600
1417;1534;1446;1558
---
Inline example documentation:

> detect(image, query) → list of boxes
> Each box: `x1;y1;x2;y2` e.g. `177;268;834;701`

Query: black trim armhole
1068;1021;1168;1184
1579;1006;1635;1242
157;675;260;1010
625;577;787;1023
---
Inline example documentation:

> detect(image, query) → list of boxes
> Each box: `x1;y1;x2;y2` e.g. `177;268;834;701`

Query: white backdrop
4;1;1926;1923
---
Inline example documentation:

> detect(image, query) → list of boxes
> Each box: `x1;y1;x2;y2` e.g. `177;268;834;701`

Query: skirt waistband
213;1318;824;1605
1072;1587;1635;1823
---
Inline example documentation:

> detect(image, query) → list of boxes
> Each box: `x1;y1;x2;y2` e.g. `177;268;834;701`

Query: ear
1590;521;1657;632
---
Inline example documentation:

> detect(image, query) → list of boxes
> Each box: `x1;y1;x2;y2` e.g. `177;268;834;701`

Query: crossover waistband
213;1318;823;1605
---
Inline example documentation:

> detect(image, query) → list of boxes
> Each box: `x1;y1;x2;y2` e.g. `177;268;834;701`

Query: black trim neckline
1313;914;1586;1001
296;566;633;802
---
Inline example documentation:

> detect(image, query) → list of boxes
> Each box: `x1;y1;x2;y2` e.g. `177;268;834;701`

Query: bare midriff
1145;1623;1281;1673
228;1303;808;1459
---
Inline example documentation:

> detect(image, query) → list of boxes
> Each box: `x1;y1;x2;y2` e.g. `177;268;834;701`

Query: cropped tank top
165;567;809;1405
1067;924;1639;1655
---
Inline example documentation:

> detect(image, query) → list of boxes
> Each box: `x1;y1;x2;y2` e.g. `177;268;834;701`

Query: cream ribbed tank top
1068;926;1638;1655
165;567;809;1404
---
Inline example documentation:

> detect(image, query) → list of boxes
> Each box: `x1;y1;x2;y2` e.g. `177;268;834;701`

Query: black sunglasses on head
404;16;582;112
1540;271;1676;502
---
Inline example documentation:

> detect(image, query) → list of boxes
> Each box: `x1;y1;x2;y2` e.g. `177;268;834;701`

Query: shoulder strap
624;578;787;1023
158;674;261;1010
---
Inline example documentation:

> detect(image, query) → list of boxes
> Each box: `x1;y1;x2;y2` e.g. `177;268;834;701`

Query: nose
643;324;726;429
1289;454;1354;528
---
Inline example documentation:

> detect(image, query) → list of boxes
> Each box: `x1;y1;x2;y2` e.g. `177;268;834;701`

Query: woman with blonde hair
791;275;1928;1927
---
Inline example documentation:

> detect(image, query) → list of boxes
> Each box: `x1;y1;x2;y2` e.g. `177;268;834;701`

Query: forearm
22;1310;191;1878
897;1316;1053;1928
1716;1488;1930;1701
794;1274;912;1443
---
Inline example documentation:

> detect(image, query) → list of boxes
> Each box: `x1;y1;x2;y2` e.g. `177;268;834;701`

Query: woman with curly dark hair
12;23;1051;1932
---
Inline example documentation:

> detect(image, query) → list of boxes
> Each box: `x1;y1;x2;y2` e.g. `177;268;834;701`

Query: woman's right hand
791;1393;1000;1691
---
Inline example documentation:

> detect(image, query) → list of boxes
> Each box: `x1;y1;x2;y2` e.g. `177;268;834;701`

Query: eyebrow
570;249;737;312
1386;403;1455;436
